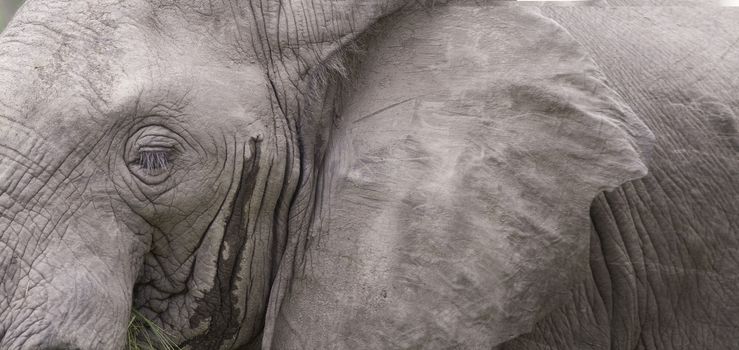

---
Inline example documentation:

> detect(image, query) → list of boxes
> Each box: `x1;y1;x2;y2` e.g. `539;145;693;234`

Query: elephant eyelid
137;150;170;174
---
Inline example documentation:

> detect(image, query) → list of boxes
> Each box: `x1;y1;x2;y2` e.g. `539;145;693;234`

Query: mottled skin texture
0;0;408;348
265;6;652;349
0;1;290;348
0;1;736;350
503;6;739;350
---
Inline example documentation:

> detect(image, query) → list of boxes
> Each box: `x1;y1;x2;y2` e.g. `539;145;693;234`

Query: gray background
0;0;23;31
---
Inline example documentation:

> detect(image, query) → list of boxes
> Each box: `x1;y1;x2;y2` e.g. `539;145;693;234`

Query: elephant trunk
0;134;142;349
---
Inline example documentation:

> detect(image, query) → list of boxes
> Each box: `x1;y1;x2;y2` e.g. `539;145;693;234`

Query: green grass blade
127;309;182;350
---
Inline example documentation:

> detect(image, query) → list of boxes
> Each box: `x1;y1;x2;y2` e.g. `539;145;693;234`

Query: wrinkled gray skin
0;0;736;349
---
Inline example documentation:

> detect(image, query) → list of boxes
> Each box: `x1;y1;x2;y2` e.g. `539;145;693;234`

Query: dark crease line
353;96;419;124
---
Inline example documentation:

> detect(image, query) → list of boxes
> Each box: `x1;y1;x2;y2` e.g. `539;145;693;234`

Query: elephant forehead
0;0;270;145
0;1;148;127
0;3;126;117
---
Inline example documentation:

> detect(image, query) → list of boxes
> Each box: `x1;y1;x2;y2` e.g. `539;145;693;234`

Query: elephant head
0;1;653;349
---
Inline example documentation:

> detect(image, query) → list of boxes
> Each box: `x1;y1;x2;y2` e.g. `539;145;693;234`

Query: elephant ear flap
266;5;654;349
335;5;653;204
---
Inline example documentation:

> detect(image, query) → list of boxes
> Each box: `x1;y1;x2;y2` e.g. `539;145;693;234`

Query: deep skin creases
0;0;315;348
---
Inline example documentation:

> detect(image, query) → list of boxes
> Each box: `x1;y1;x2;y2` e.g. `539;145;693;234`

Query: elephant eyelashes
137;150;170;174
125;126;182;184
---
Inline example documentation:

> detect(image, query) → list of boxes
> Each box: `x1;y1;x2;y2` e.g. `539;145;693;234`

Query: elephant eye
125;126;182;185
128;147;175;184
137;150;170;174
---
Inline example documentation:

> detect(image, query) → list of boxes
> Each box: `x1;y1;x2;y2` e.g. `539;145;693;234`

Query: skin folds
0;1;291;348
0;1;736;349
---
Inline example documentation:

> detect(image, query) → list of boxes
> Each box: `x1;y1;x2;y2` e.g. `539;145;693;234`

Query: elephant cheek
0;199;142;349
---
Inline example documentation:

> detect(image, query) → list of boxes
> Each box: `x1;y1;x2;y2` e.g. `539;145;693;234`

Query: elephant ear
265;5;653;349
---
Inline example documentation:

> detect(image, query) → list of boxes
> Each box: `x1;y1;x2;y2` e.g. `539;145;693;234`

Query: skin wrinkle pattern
0;1;736;350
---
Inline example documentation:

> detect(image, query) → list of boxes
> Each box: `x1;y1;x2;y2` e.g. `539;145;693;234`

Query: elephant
0;0;736;349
